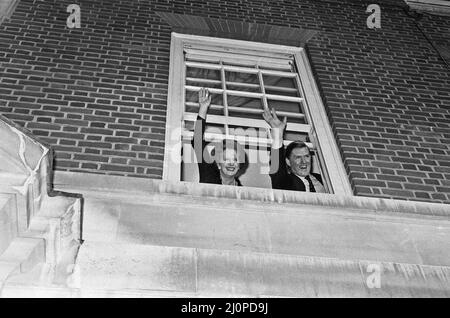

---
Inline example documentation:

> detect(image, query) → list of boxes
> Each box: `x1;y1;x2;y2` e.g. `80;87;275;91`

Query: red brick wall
0;0;449;204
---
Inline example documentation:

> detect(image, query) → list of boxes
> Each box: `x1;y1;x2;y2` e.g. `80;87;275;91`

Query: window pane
267;99;307;124
226;95;264;121
204;123;226;140
263;75;300;97
284;131;310;143
186;66;221;88
185;89;224;116
227;95;263;109
265;87;299;98
263;74;296;89
225;71;260;93
222;59;258;68
258;62;295;72
227;110;265;121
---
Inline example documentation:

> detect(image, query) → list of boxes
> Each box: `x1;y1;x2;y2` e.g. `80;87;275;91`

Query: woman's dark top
191;115;242;186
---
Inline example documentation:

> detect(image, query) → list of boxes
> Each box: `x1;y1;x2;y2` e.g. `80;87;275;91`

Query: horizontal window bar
185;85;304;103
185;61;297;78
185;102;305;119
182;130;314;149
185;52;292;71
184;112;311;133
184;45;294;60
185;77;298;93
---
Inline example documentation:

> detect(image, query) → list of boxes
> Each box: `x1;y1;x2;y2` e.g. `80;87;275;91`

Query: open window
164;33;352;196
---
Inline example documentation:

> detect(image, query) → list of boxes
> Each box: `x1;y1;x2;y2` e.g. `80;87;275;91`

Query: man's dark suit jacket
269;146;323;192
191;116;242;186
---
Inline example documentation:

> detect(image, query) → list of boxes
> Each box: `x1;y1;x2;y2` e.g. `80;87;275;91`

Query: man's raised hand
263;108;287;131
263;108;287;149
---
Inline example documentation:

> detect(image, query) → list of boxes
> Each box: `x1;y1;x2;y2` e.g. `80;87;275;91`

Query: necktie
305;175;316;192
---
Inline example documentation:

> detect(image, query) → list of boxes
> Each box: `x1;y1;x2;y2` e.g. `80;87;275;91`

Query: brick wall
0;0;449;203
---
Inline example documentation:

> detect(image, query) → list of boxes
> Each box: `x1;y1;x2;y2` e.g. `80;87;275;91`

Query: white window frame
163;32;353;196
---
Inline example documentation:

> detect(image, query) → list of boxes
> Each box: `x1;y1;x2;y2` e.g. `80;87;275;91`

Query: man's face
287;147;312;177
218;148;240;177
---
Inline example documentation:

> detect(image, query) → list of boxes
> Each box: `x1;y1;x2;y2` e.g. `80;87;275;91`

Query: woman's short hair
211;139;246;162
210;139;249;173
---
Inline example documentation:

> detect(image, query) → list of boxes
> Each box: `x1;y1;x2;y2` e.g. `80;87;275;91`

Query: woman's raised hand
198;88;212;119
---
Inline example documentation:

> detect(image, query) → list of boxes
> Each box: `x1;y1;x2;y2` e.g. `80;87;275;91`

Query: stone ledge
0;238;45;272
0;194;15;256
0;237;45;296
81;193;450;267
54;171;450;219
18;241;448;298
0;284;250;298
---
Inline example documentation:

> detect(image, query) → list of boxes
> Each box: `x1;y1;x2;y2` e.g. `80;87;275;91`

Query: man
262;108;326;193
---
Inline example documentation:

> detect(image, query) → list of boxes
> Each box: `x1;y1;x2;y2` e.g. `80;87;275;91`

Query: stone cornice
156;12;318;47
53;171;450;219
52;170;450;296
405;0;450;16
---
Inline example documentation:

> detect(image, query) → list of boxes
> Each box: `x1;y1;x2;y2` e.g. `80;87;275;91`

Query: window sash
184;49;310;143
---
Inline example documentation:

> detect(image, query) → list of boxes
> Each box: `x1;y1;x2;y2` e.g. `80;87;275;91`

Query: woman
191;88;248;186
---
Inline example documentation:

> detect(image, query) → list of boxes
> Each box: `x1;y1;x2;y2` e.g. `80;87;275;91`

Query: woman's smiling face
218;148;240;177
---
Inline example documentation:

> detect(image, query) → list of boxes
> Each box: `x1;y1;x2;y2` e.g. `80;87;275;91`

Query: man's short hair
285;141;311;160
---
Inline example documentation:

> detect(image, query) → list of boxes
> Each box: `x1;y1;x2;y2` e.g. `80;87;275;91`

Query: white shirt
293;174;311;192
293;173;327;193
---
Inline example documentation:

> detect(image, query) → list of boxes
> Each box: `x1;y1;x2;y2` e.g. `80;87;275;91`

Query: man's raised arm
263;108;288;189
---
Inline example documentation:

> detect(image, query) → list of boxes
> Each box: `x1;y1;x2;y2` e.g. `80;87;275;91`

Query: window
163;33;352;196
